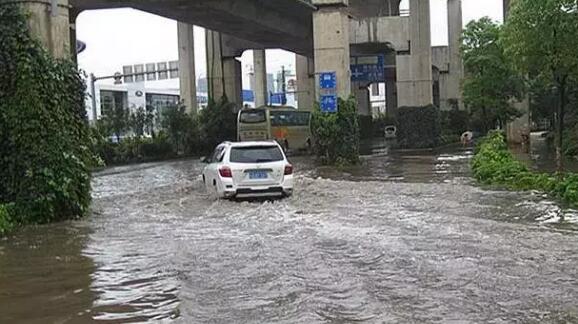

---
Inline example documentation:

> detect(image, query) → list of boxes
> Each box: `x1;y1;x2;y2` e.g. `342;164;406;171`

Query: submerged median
472;132;578;207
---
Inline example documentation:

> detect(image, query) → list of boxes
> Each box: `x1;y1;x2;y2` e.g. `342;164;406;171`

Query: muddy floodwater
1;145;578;323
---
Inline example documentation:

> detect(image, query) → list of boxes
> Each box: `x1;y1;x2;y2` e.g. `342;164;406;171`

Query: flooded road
2;147;578;323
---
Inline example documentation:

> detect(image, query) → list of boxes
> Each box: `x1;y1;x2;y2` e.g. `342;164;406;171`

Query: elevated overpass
70;0;316;56
16;0;467;122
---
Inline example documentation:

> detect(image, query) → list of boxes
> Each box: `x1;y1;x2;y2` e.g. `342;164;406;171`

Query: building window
169;61;179;79
134;64;145;82
146;63;156;81
122;65;133;83
100;90;127;117
157;62;168;80
146;93;180;126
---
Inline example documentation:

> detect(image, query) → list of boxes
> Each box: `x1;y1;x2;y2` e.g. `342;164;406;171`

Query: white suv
202;141;294;199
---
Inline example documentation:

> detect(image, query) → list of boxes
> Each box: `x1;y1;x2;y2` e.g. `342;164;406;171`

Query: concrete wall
349;16;410;52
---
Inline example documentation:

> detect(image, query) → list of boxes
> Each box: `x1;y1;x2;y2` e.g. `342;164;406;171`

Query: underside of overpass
71;0;315;56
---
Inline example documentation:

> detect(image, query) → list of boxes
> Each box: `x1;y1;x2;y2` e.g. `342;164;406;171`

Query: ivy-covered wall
0;4;93;233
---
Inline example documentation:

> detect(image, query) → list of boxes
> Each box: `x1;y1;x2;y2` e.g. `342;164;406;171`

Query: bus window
239;109;267;124
269;110;311;152
238;109;270;141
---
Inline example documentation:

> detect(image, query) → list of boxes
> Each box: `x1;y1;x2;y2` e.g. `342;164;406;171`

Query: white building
86;81;209;122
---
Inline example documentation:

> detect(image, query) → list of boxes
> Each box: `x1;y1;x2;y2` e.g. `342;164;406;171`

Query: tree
144;105;156;138
161;104;199;154
198;96;238;152
461;17;524;133
130;107;146;138
108;104;130;142
503;0;578;170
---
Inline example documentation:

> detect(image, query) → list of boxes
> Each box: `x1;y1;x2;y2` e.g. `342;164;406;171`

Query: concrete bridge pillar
385;79;397;117
19;0;71;59
253;49;268;107
206;30;242;106
312;0;351;98
177;22;198;114
353;82;371;116
396;0;433;107
296;55;315;110
446;0;463;110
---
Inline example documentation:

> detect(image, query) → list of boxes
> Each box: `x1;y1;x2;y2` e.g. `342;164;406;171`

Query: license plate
249;171;268;179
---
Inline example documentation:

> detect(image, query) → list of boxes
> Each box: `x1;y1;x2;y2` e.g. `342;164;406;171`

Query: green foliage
503;0;578;165
90;131;175;166
198;96;237;152
130;107;147;138
143;105;156;137
461;17;524;132
562;122;578;156
472;132;578;207
441;109;470;135
161;104;200;154
503;0;578;80
396;105;441;149
0;4;93;231
311;97;360;165
106;104;130;142
0;204;15;235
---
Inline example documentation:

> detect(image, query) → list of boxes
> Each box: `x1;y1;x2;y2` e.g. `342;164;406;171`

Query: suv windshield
229;146;284;163
239;110;267;123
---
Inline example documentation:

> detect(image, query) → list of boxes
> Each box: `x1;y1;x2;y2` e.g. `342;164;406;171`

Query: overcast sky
77;0;504;88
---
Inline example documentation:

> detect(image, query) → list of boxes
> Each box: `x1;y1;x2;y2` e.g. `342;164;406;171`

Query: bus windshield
239;109;267;124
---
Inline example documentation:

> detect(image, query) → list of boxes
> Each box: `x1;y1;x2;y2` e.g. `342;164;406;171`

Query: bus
238;106;312;152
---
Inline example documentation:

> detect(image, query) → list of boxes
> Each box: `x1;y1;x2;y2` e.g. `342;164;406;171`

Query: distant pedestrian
461;131;474;147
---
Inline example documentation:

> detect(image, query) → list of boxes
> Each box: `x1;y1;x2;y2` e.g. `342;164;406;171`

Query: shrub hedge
0;4;93;233
311;97;360;165
396;105;441;149
472;132;578;207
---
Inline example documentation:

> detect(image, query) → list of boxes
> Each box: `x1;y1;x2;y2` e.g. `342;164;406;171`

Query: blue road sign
320;95;337;113
319;72;337;89
350;55;385;82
